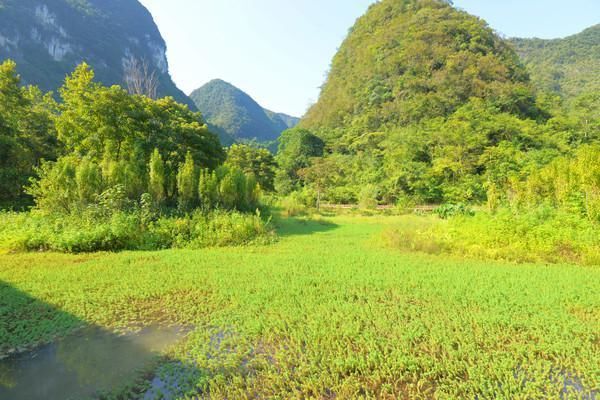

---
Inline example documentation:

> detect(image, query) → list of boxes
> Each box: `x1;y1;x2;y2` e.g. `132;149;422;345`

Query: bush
358;184;379;210
146;210;273;249
434;203;475;219
0;208;274;253
383;207;600;266
280;195;305;218
279;192;307;217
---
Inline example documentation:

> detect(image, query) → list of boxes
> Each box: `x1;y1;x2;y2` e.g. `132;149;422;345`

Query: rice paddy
0;215;598;399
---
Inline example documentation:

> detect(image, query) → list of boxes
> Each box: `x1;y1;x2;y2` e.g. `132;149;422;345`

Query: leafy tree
298;157;343;210
218;170;238;211
177;152;198;211
27;157;79;214
245;173;261;210
26;63;225;211
76;158;103;205
0;60;56;208
148;149;166;207
275;128;325;194
569;92;600;144
198;169;219;210
225;144;277;191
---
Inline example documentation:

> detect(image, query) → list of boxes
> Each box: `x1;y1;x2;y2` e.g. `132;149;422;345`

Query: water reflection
0;325;189;400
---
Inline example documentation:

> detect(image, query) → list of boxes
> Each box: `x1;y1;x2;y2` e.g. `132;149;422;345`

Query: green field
1;215;599;399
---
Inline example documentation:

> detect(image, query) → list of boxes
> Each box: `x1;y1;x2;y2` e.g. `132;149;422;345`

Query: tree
27;157;79;214
148;148;165;207
198;169;219;210
275;128;325;194
123;56;159;99
245;173;261;210
298;157;342;211
177;152;197;210
569;92;600;145
76;158;103;205
225;144;277;191
0;59;56;208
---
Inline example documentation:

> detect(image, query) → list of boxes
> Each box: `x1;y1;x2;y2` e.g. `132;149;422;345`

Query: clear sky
138;0;599;117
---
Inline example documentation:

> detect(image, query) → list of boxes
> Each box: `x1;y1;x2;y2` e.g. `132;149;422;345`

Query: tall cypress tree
177;151;197;210
149;148;165;207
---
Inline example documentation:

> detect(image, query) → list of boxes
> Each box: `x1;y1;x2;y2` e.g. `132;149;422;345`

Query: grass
383;208;600;266
0;214;599;398
0;210;274;253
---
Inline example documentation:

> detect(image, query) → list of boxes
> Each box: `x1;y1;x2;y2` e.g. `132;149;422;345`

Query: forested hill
190;79;299;145
510;24;600;101
285;0;571;205
0;0;195;109
300;0;533;139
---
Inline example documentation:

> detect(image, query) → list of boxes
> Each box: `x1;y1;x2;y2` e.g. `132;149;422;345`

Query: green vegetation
293;0;599;208
0;60;271;253
1;215;598;398
190;79;299;144
1;1;599;398
275;128;325;195
0;60;56;208
20;62;224;211
510;25;600;101
0;209;272;253
224;144;277;192
0;0;194;108
384;209;600;266
302;0;535;133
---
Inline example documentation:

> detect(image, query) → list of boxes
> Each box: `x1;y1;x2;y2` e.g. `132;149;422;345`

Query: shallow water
0;325;189;400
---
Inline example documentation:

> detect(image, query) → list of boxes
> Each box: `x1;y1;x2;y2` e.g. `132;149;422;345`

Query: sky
139;0;600;117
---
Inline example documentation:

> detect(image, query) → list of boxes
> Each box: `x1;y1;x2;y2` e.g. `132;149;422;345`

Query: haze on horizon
139;0;600;117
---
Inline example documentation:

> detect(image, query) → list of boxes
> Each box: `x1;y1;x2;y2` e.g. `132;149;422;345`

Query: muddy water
0;325;189;400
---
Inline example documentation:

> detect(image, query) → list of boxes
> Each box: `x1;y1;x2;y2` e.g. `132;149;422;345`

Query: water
0;325;190;400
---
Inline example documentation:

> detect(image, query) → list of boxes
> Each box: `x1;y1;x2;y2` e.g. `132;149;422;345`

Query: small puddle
0;325;190;400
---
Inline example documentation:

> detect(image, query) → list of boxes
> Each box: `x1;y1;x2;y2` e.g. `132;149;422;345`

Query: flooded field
0;325;190;400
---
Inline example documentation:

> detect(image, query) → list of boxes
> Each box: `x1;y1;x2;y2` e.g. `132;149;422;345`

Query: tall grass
0;210;274;253
383;207;600;265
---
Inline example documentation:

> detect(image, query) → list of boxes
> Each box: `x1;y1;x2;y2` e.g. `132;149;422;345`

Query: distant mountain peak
190;80;299;145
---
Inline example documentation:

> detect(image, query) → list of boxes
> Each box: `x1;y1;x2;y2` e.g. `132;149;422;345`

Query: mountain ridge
509;24;600;100
190;79;299;145
0;0;196;109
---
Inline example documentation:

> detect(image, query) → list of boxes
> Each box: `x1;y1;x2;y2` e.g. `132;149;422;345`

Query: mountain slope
265;109;300;133
510;24;600;101
190;79;299;143
300;0;534;140
0;0;195;109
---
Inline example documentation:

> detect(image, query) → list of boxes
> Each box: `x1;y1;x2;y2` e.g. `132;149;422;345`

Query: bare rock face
0;0;195;109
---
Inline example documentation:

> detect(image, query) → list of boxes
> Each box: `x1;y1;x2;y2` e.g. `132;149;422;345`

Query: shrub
358;184;379;210
434;203;475;219
280;193;307;217
384;207;600;266
508;145;600;222
0;208;274;254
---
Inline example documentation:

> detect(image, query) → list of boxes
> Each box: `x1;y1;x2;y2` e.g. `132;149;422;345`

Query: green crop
1;215;598;399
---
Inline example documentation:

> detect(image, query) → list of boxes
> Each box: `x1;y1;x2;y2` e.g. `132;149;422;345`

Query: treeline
0;60;278;213
276;95;599;221
274;0;600;223
0;60;279;252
